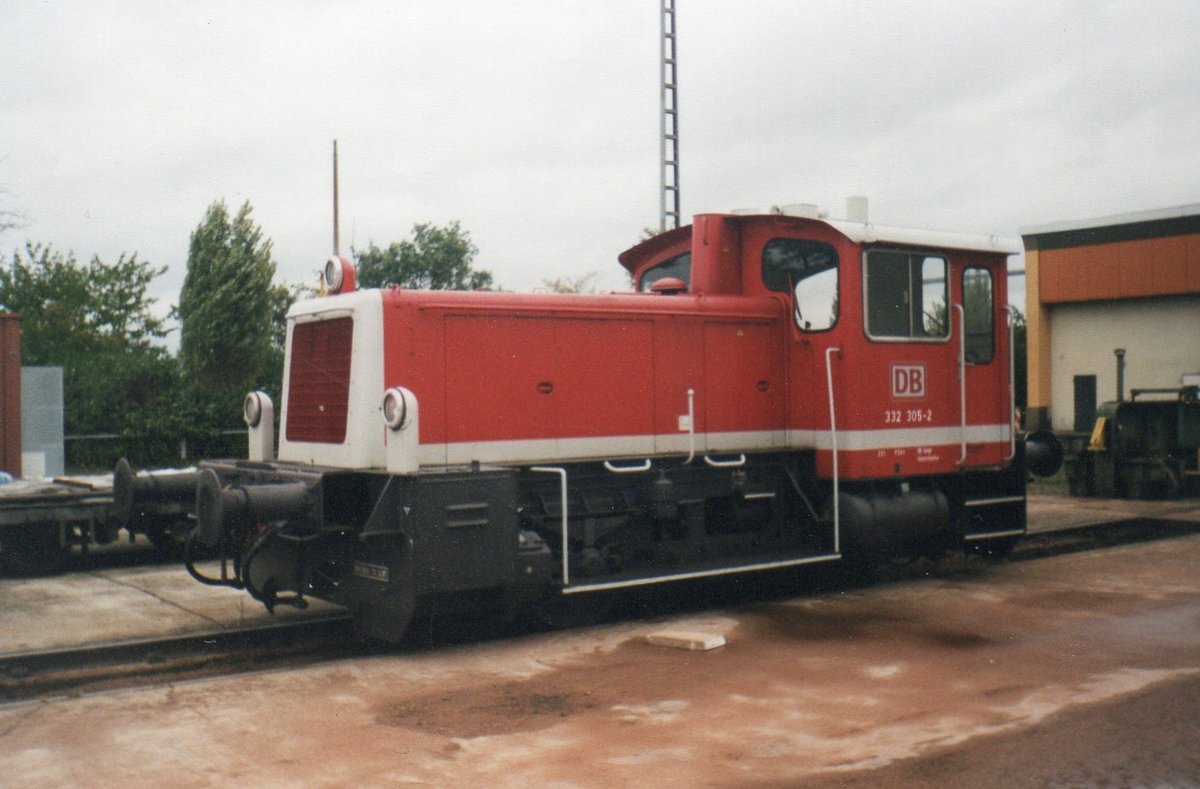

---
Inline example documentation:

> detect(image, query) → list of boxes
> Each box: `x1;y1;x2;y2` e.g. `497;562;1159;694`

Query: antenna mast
332;140;341;255
660;0;680;232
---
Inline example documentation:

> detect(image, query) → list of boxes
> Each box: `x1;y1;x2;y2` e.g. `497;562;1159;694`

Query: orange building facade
1022;205;1200;433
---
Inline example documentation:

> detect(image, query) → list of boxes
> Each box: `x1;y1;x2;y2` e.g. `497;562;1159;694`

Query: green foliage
0;243;180;469
1011;306;1027;413
541;272;598;294
354;221;493;291
1;201;299;471
0;243;167;357
177;200;283;423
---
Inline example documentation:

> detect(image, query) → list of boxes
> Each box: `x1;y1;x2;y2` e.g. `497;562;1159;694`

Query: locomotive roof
820;217;1020;255
619;213;1019;274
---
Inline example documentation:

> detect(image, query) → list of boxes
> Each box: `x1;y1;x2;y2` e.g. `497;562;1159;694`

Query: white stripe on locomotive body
418;425;1013;468
810;423;1012;451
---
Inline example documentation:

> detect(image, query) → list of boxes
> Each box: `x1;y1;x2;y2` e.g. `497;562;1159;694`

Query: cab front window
639;252;692;292
762;238;839;332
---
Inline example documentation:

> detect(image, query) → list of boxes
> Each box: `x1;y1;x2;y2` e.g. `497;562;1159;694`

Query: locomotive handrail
954;303;967;465
530;465;570;587
603;459;653;473
1006;305;1018;461
683;388;696;464
825;346;842;554
703;454;746;468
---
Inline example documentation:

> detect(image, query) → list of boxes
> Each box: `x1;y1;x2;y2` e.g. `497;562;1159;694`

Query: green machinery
1068;386;1200;499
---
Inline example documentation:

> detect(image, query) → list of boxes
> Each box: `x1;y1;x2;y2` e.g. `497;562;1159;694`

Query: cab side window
865;251;948;340
963;267;995;363
639;252;692;292
762;238;839;331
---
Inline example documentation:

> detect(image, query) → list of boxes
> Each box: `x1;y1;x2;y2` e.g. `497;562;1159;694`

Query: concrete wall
1048;296;1200;432
21;366;64;478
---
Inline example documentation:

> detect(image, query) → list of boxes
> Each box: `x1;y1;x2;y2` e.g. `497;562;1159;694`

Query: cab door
959;262;1012;467
856;249;961;478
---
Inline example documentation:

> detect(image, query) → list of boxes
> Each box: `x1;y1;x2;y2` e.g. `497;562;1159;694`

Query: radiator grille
285;317;353;443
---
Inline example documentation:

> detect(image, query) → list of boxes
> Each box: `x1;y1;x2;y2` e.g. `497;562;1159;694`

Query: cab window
762;238;839;331
963;267;995;363
639;252;692;292
865;251;948;340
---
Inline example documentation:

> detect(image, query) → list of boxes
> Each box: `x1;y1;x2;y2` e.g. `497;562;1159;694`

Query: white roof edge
1019;203;1200;237
822;219;1021;255
286;286;382;319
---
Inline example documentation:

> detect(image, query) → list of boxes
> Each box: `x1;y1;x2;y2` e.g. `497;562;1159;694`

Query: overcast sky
2;0;1198;328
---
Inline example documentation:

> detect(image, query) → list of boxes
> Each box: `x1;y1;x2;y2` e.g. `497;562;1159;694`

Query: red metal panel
442;314;557;443
552;317;655;440
651;314;704;447
382;289;783;459
703;319;784;437
286;317;353;443
441;313;656;445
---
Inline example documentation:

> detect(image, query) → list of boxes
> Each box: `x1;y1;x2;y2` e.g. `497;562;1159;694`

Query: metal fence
63;429;249;474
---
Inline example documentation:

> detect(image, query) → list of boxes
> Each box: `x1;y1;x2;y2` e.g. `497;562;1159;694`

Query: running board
963;495;1025;507
963;528;1025;541
560;553;841;595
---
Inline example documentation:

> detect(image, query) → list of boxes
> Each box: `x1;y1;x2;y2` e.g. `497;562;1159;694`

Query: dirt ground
2;531;1200;787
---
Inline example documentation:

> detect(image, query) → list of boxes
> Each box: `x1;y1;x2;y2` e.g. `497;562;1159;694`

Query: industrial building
1022;204;1200;434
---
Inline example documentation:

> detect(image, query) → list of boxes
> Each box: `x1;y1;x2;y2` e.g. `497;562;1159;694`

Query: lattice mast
660;0;680;232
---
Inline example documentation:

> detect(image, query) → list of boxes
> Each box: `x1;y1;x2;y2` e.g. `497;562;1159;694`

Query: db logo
891;364;926;399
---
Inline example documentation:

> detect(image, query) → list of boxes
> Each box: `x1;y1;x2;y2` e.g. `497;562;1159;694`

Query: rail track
3;515;1199;705
0;616;357;704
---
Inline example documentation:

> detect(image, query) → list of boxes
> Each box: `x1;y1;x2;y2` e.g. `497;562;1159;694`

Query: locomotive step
561;551;841;594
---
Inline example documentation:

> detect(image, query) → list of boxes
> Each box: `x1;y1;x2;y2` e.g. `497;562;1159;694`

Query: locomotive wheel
0;525;70;576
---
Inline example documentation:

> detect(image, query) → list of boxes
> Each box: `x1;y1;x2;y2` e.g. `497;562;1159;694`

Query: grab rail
953;303;967;465
603;459;652;474
530;466;570;586
682;388;696;464
1006;305;1018;462
825;346;842;554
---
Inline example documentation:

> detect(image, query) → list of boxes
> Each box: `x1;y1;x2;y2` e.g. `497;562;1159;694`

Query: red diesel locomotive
116;208;1061;642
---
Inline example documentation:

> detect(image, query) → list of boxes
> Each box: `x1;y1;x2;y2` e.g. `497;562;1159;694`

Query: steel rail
0;614;353;704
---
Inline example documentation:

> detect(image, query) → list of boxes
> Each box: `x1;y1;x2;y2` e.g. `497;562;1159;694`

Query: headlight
324;255;344;292
243;391;263;427
382;387;409;430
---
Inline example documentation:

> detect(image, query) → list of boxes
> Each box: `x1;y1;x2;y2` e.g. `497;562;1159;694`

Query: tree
354;221;493;290
1011;306;1028;415
0;242;168;363
177;200;281;423
0;243;177;468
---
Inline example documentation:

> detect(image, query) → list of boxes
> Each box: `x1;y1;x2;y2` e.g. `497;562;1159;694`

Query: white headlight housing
243;390;274;462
